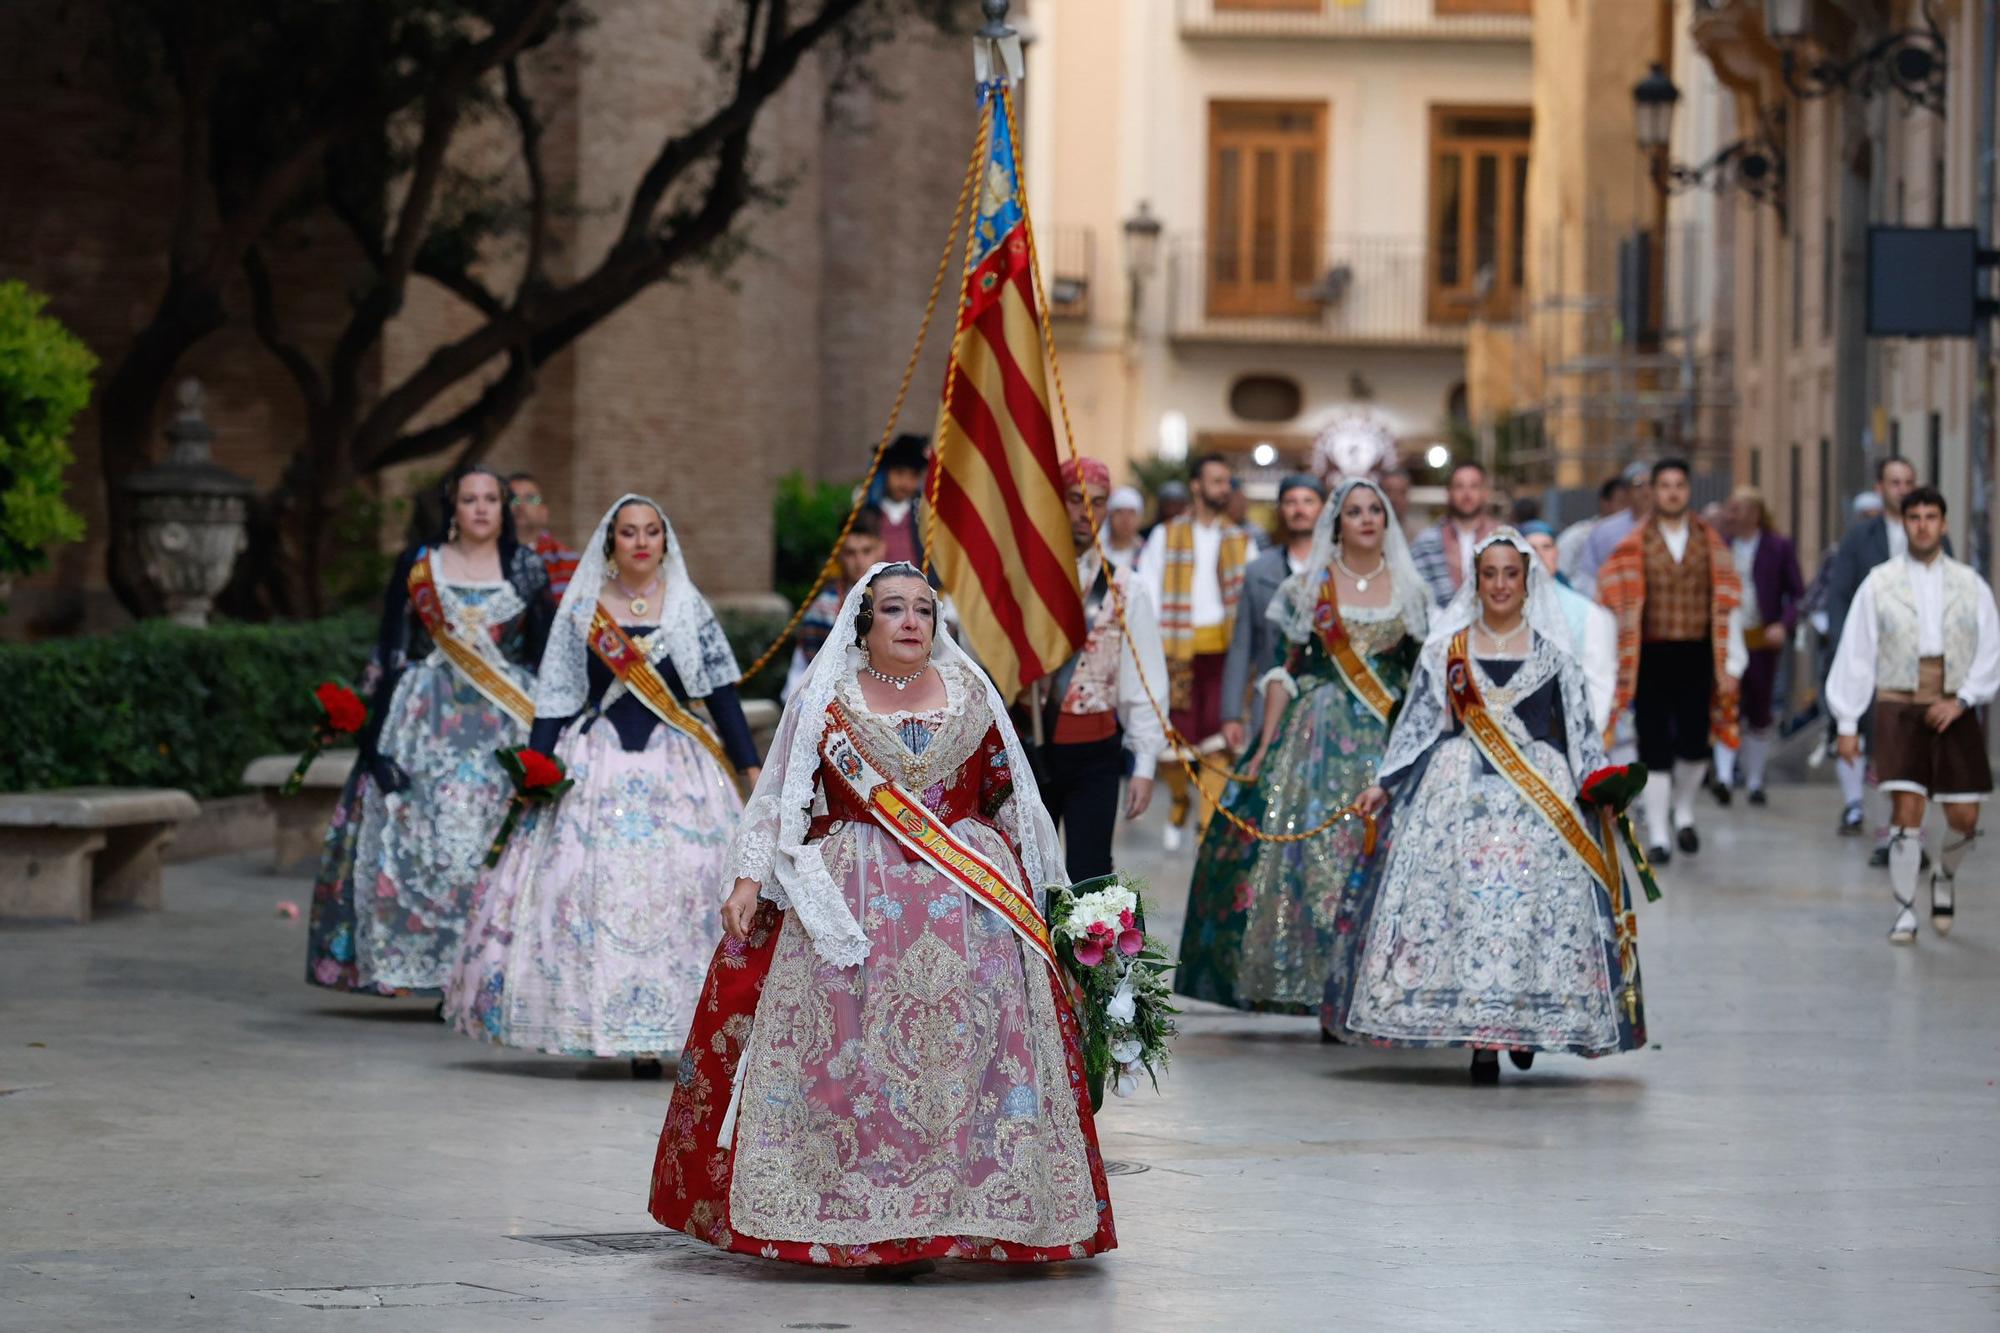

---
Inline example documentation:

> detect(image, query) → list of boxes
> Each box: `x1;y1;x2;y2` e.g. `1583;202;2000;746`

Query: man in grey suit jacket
1220;474;1326;754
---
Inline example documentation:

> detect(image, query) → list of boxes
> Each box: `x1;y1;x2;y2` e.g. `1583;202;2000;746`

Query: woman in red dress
648;563;1115;1272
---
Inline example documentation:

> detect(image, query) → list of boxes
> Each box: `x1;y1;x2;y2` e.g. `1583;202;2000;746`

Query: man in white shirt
1828;487;1998;944
1823;457;1922;836
1041;456;1169;879
1138;454;1253;849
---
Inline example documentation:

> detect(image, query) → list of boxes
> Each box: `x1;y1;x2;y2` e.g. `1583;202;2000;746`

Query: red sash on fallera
406;551;534;726
1313;571;1399;723
1444;631;1618;896
819;703;1056;971
585;605;733;777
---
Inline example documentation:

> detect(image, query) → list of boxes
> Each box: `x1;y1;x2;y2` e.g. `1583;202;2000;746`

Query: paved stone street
3;785;1997;1332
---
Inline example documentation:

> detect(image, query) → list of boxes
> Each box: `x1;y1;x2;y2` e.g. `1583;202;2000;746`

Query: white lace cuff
1256;667;1299;700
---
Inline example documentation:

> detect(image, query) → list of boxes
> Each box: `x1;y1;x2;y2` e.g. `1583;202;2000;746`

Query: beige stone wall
0;1;975;635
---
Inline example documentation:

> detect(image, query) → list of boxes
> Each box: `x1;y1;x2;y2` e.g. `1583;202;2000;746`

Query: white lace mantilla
724;562;1067;969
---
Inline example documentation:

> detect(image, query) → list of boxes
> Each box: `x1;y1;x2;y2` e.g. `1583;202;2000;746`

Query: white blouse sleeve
1958;578;2000;710
1826;575;1881;736
1115;581;1169;776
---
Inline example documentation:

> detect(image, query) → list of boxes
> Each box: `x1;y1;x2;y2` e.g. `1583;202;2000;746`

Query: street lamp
1632;62;1679;154
1631;63;1788;224
1121;201;1163;335
1766;0;1947;114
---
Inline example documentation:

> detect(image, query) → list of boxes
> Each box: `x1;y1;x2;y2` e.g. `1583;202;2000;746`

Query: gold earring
608;557;620;581
448;517;460;542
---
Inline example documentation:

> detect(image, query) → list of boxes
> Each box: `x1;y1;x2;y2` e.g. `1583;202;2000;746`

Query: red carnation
518;749;563;789
314;681;368;735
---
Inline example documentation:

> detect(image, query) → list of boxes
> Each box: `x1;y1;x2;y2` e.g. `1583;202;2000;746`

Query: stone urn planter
119;379;255;628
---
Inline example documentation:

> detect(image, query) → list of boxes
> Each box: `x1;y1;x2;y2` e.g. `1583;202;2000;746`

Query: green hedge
0;612;376;798
0;604;801;798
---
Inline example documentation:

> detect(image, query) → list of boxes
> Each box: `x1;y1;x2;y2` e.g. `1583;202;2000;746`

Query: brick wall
0;1;976;634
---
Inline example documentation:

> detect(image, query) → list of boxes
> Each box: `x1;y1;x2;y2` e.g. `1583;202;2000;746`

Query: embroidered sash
1313;572;1398;723
820;704;1056;971
407;552;533;726
586;605;733;776
1444;631;1617;895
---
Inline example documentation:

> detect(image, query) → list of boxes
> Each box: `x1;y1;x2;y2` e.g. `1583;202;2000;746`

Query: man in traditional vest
1598;457;1746;866
1138;452;1252;850
1035;456;1168;879
1827;487;1998;944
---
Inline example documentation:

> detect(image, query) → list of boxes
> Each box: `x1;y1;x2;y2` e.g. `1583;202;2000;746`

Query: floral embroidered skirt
444;719;740;1057
1337;737;1646;1056
1176;673;1390;1015
649;821;1116;1266
305;660;527;994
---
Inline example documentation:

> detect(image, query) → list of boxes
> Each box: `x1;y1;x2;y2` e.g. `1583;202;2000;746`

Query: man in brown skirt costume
1828;488;2000;944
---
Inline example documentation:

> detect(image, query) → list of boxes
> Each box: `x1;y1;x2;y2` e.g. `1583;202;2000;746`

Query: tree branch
501;56;550;295
619;0;853;250
244;245;328;417
370;349;537;470
349;0;866;468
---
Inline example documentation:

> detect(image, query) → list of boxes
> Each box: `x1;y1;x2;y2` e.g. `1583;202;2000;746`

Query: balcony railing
1178;0;1532;42
1165;234;1513;348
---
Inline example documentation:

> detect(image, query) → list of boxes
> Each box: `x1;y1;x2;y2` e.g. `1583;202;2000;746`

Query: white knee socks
1741;729;1773;792
1671;759;1706;831
1888;826;1923;941
1836;754;1866;808
1938;829;1975;882
1888;827;1923;907
1712;743;1737;788
1643;771;1673;847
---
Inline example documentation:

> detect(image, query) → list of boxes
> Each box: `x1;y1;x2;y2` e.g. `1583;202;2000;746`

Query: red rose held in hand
518;749;563;789
315;682;367;734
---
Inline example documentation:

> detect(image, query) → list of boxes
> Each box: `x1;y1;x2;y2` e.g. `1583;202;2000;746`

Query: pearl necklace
1334;551;1387;593
862;663;928;692
1475;616;1528;652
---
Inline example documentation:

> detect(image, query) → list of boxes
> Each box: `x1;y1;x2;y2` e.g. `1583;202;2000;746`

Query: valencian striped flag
929;87;1087;700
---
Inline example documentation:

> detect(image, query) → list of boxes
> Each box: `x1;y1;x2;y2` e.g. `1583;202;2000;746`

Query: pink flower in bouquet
1086;921;1114;942
1117;928;1144;956
1073;938;1106;968
1118;908;1134;929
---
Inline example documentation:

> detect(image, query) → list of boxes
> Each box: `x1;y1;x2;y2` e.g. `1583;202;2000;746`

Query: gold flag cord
733;116;986;686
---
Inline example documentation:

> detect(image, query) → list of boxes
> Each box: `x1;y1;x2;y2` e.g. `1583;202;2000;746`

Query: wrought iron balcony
1164;233;1517;348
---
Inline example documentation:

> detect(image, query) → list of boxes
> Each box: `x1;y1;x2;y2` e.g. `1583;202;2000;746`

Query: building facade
1022;0;1534;490
1689;0;1990;566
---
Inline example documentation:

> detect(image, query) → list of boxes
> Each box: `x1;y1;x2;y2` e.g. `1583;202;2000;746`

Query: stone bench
0;787;200;924
242;751;357;871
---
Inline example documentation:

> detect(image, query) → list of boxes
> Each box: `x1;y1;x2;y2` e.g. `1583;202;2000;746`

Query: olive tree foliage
73;0;958;616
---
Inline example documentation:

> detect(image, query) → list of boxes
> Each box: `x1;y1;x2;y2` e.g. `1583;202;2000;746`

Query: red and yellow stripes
929;96;1084;701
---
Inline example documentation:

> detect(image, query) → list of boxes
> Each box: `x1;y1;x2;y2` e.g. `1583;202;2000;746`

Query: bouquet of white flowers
1046;873;1177;1110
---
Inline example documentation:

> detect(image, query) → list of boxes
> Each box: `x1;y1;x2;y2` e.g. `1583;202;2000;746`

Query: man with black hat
1221;473;1326;754
869;433;930;569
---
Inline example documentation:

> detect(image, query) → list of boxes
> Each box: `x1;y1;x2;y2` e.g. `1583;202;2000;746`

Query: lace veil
1379;526;1601;787
724;561;1068;968
1268;476;1430;644
535;494;741;720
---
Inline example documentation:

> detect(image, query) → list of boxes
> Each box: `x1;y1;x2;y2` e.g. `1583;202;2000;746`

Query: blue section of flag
972;85;1024;266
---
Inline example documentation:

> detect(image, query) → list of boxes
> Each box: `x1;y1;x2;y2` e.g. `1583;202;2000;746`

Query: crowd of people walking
294;438;1993;1271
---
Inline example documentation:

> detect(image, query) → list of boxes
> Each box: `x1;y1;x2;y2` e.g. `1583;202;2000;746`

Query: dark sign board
1867;226;1978;338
